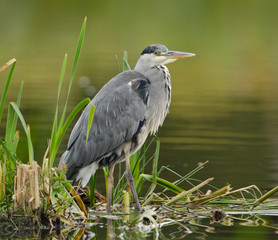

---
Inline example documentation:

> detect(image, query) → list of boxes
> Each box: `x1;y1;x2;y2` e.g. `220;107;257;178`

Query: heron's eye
154;51;159;55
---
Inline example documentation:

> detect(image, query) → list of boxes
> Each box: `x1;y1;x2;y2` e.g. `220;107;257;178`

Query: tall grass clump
0;58;20;212
48;17;89;168
0;17;90;219
41;17;91;217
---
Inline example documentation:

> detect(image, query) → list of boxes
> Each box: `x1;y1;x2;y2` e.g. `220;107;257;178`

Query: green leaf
58;17;87;133
49;98;90;166
49;54;67;165
86;104;95;149
123;50;131;71
89;171;97;207
166;177;214;206
0;59;16;125
49;17;87;167
0;139;17;165
144;136;160;198
10;102;34;163
5;104;14;144
130;149;140;183
5;81;23;153
138;174;184;195
51;54;67;139
152;135;160;185
252;186;278;209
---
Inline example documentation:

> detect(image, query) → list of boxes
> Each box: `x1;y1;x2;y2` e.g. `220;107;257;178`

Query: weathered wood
14;161;40;212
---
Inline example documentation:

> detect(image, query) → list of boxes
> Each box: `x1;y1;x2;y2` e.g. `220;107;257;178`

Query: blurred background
0;0;278;193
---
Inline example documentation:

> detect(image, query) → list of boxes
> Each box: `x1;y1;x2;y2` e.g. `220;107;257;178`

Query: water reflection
0;212;276;239
58;214;278;239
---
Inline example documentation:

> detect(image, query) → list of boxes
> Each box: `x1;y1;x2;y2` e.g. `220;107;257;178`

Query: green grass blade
103;167;110;202
89;171;97;207
68;17;87;98
138;174;184;194
145;136;160;198
50;17;87;167
86;104;95;149
49;98;90;166
12;81;23;135
123;51;131;71
189;185;232;205
58;17;87;132
5;107;19;161
2;81;22;170
57;54;68;105
115;54;121;73
61;178;85;216
141;142;147;174
152;135;160;185
5;105;14;143
48;16;87;167
26;125;33;164
10;102;34;163
0;59;16;125
52;54;67;136
130;150;140;183
49;54;67;164
252;186;278;209
0;139;17;165
60;98;90;145
166;177;214;206
183;160;209;180
5;81;23;145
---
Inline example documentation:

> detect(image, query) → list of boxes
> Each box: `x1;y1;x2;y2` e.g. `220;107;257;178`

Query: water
73;214;278;239
0;0;277;238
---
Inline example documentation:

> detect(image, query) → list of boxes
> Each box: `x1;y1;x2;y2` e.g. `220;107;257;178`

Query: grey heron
59;44;195;212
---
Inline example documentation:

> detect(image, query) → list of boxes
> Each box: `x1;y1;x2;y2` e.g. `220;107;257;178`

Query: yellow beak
165;51;196;59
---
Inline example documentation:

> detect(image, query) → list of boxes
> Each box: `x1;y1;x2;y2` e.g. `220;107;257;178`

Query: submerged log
14;161;40;212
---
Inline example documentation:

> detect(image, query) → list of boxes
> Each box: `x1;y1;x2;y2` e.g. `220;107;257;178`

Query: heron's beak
165;51;196;59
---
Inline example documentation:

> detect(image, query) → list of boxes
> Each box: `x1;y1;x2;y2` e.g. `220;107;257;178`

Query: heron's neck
138;64;171;134
134;62;168;79
134;60;150;74
134;54;160;74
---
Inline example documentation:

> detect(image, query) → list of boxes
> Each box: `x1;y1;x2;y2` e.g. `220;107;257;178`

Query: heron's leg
107;164;115;213
125;154;142;212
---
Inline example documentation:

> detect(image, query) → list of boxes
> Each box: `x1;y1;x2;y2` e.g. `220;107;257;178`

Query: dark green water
0;0;278;238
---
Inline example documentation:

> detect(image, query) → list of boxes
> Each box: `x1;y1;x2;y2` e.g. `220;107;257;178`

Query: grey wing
59;70;150;180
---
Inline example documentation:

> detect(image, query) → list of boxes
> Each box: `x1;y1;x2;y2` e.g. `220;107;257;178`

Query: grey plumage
59;44;195;212
61;70;148;180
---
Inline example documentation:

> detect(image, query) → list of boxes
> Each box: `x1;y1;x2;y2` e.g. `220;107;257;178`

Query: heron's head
135;44;195;71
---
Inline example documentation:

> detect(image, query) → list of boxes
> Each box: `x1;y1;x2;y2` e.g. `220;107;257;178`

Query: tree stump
14;161;40;212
